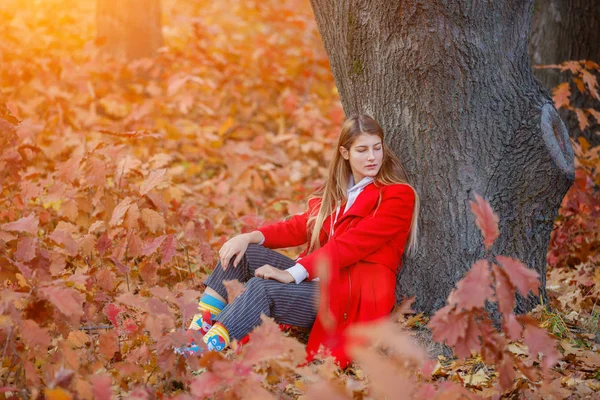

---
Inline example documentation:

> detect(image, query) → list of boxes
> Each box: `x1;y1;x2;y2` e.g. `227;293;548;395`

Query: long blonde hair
306;114;420;256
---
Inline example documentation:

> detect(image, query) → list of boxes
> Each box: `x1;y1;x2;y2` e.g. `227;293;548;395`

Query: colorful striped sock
189;293;226;333
203;322;230;351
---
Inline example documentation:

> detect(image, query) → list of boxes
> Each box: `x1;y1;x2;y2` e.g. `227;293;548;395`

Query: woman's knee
245;277;266;290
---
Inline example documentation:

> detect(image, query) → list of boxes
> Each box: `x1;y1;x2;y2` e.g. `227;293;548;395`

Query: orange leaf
551;82;570;109
581;69;600;100
141;208;165;233
469;193;499;250
140;168;166;196
588;108;600;124
574;108;590;131
44;388;72;400
99;129;161;140
223;279;245;302
109;197;133;227
98;330;118;360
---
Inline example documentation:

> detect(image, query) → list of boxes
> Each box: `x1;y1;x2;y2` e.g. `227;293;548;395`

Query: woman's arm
256;197;320;249
297;185;415;278
218;231;264;268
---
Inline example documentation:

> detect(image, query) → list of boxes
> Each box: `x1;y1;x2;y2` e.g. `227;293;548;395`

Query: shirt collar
348;176;374;194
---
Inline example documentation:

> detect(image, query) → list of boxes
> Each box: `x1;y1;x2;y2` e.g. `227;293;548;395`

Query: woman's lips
366;164;377;169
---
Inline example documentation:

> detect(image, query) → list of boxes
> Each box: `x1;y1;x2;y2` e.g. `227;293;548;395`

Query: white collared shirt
285;176;374;284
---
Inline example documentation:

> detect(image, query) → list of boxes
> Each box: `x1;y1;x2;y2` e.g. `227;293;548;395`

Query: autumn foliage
0;0;599;399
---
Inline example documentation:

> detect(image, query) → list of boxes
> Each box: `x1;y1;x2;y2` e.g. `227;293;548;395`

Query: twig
145;366;158;384
79;325;113;331
175;236;195;285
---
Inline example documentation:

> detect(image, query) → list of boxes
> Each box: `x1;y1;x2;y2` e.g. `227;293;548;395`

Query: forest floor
0;0;599;398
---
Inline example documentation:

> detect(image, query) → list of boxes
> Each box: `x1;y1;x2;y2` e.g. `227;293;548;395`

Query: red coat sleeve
298;184;415;278
257;198;320;249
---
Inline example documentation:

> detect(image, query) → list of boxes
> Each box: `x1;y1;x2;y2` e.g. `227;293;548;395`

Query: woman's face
340;133;383;183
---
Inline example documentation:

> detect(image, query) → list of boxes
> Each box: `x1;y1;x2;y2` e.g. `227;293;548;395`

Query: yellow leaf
460;368;491;388
218;117;234;137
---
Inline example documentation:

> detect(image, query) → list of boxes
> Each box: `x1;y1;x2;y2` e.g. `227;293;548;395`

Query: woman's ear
339;146;349;160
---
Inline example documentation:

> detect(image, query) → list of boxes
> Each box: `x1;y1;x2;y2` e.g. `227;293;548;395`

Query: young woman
181;114;420;367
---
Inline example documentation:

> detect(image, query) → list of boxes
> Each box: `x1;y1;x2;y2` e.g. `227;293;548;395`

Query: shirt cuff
285;263;309;284
254;231;265;245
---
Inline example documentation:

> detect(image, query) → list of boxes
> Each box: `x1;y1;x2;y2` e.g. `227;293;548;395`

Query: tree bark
309;1;574;315
96;0;164;61
529;0;600;146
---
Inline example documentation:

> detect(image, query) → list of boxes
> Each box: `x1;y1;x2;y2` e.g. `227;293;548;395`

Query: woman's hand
219;234;251;269
254;264;294;284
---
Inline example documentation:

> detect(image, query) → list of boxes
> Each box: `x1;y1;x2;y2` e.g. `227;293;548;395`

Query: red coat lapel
334;183;381;227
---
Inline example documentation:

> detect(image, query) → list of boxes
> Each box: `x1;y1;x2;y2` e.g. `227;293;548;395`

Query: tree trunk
529;0;600;146
309;1;574;316
96;0;164;61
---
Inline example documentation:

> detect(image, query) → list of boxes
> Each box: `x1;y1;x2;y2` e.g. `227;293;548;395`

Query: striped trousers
205;244;320;340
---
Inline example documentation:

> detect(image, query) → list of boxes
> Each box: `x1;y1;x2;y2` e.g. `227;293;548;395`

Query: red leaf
189;372;224;398
39;285;84;325
91;374;113;400
122;318;138;335
20;319;51;350
109;197;134;227
497;358;516;391
453;318;482;358
491;264;515;315
522;321;559;374
242;315;306;366
429;305;467;347
504;313;522;341
116;293;148;312
551;82;570;109
160;234;177;264
223;279;245;303
103;303;122;327
142;235;167;256
469;194;499;250
495;256;540;297
96;233;111;256
15;236;37;262
140;168;166;196
447;260;493;310
147;298;171;315
1;213;39;234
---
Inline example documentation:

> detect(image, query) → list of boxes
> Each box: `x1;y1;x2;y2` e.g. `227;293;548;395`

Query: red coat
257;183;415;367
